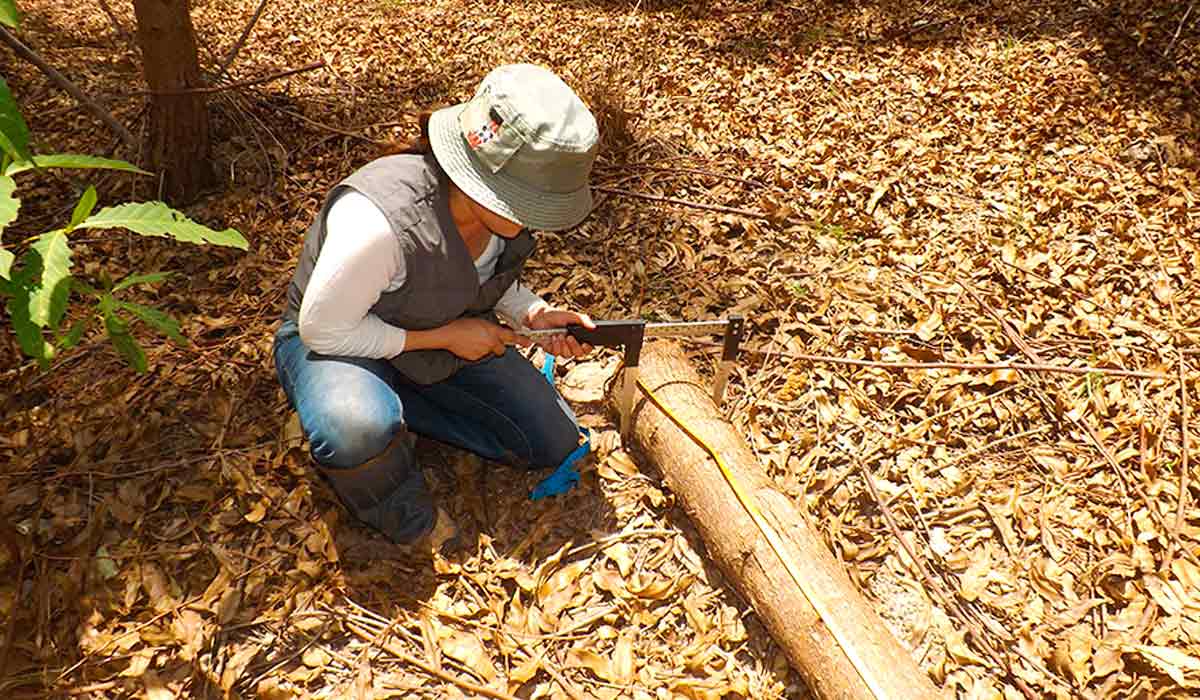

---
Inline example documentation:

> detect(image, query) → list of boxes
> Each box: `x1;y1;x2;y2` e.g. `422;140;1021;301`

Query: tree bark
131;0;213;203
614;342;945;700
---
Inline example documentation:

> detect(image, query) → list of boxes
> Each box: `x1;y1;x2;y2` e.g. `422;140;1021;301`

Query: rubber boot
317;431;438;546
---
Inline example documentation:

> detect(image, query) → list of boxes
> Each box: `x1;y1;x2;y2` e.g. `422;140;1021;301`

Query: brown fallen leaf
119;648;155;678
301;645;330;669
142;670;174;700
1128;644;1200;687
223;644;262;691
567;646;616;682
914;306;943;341
439;631;496;683
559;356;620;403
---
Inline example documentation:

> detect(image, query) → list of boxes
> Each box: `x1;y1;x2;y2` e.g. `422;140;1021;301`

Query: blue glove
531;435;589;500
530;353;589;500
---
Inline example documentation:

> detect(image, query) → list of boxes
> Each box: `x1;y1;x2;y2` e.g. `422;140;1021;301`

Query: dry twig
594;186;801;224
960;282;1200;567
689;340;1169;379
852;458;1039;700
346;622;519;700
259;103;384;143
95;0;132;44
139;61;324;96
1167;1;1196;56
597;164;765;188
1168;349;1192;566
216;0;271;79
0;530;26;683
0;26;137;149
789;354;1166;380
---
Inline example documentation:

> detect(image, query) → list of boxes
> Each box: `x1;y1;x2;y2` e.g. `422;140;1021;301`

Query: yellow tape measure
636;378;889;700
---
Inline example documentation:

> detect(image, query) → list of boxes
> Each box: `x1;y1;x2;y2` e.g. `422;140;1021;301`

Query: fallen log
614;341;943;700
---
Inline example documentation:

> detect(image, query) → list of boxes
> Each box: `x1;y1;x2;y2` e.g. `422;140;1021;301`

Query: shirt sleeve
297;190;411;358
494;281;550;328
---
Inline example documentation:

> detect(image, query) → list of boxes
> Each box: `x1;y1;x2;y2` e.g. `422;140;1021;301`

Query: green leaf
72;277;100;297
6;275;52;367
60;316;89;349
67;186;97;230
78;202;248;250
5;153;150;177
0;78;31;163
101;303;146;373
28;230;72;328
117;300;186;345
0;0;21;29
0;174;18;237
0;246;12;280
113;270;171;292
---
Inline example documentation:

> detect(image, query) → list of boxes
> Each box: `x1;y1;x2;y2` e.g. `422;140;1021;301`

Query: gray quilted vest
282;153;536;384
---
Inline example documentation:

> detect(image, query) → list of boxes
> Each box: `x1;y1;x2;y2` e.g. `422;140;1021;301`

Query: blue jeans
273;319;581;543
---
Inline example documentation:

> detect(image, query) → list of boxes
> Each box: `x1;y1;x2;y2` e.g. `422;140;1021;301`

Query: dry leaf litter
1;0;1198;698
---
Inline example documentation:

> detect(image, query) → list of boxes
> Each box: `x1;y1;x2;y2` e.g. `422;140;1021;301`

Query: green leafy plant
0;18;246;371
0;0;21;29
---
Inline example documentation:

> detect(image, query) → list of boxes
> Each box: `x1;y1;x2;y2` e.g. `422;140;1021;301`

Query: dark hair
378;112;433;157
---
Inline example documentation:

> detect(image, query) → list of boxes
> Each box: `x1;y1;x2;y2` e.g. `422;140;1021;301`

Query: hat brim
429;104;593;232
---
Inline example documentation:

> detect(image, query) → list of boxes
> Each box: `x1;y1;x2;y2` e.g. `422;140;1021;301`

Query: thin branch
960;282;1200;567
95;0;132;44
66;680;118;696
594;186;803;224
0;529;26;682
0;26;137;150
528;648;588;700
259;103;383;143
139;61;324;96
786;353;1168;380
686;339;1170;380
1167;1;1196;56
346;623;519;700
1169;349;1192;564
216;0;270;79
596;164;765;188
945;426;1052;467
853;458;1040;700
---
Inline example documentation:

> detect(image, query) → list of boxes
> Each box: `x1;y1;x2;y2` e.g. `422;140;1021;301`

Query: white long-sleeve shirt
297;190;547;357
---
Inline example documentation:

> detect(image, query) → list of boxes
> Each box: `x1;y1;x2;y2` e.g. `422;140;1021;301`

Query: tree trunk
613;342;945;700
131;0;213;203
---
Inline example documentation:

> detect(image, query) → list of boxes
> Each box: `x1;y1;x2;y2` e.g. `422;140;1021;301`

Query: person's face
467;197;525;239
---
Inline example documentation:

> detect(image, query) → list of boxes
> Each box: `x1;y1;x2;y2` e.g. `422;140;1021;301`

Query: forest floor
2;0;1199;698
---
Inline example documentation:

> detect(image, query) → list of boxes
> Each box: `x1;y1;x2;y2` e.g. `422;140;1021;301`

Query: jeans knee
530;419;582;469
307;405;404;468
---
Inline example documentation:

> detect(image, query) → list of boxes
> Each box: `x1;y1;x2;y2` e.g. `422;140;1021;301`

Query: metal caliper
526;316;745;436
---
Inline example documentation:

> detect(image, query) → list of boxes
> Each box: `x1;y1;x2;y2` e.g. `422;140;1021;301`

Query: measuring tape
528;317;901;698
635;376;891;700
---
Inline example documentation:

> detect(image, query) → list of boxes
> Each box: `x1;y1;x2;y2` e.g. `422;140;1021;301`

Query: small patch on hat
458;95;526;173
466;108;505;150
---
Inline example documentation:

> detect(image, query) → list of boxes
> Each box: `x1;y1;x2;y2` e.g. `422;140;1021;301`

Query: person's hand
525;306;595;359
443;318;530;361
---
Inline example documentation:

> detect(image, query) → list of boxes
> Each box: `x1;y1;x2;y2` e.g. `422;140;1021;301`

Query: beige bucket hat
429;64;599;232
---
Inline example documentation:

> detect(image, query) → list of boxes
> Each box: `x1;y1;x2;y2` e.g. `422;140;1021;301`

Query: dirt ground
1;0;1198;698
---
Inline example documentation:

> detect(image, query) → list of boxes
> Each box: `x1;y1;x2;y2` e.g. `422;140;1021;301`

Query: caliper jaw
559;321;645;437
551;316;743;438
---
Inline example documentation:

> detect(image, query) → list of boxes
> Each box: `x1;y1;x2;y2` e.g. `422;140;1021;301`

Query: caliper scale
526;316;746;436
